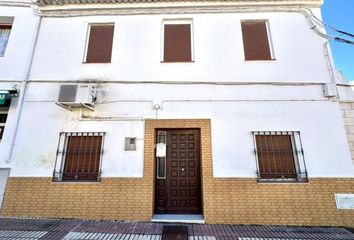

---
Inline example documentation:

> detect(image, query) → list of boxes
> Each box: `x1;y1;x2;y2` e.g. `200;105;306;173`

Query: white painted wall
8;82;354;178
0;6;38;81
0;4;38;165
0;168;9;207
0;82;19;165
29;11;331;83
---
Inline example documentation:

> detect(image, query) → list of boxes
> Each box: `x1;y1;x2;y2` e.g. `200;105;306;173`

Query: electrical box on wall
323;83;337;97
125;137;136;151
335;194;354;209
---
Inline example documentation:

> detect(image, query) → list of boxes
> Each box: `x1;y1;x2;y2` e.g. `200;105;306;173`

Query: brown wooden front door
155;129;201;214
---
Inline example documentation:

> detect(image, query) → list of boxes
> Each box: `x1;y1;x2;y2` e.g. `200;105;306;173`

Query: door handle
181;168;185;171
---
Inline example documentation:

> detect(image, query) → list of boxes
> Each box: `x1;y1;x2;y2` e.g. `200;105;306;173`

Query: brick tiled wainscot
204;178;354;227
1;178;152;221
1;119;354;227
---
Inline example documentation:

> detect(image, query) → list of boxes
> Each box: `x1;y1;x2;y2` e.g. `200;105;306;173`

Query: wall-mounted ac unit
56;84;96;111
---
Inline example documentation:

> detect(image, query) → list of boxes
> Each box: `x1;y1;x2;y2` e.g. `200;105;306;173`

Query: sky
321;0;354;82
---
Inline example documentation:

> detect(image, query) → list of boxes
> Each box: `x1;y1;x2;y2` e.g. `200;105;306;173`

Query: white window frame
0;17;13;57
83;22;115;63
161;19;194;63
240;19;276;61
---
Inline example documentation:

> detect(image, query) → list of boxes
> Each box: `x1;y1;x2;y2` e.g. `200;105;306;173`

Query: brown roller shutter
164;24;192;62
63;136;102;181
241;21;272;61
0;25;12;29
86;25;114;63
255;135;297;179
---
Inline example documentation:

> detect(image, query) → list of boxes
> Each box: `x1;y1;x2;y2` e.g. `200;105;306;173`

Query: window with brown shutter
253;131;308;183
241;21;273;61
0;24;12;56
163;24;192;62
85;25;114;63
53;132;105;182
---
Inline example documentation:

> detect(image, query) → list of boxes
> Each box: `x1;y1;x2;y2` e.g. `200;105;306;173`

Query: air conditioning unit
56;84;96;111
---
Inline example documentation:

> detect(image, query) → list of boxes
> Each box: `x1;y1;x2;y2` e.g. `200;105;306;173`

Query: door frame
154;128;202;214
144;119;212;219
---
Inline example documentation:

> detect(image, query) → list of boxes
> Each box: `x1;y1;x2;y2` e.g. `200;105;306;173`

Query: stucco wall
0;6;38;81
29;11;331;83
7;82;354;178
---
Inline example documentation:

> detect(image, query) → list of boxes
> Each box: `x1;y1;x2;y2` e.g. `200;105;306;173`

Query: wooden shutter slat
63;135;102;181
256;135;296;179
164;24;191;62
86;25;114;63
0;25;12;29
241;21;272;61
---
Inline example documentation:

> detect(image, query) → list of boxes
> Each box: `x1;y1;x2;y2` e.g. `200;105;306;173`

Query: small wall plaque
125;137;136;151
335;194;354;209
156;143;166;157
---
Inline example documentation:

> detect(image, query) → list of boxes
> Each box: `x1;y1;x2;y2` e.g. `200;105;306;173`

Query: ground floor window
53;132;105;182
253;131;308;183
0;97;10;140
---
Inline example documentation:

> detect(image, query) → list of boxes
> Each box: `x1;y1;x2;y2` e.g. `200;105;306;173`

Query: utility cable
306;8;354;45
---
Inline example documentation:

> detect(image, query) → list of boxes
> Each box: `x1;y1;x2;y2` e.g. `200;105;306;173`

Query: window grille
0;100;10;140
0;25;12;56
53;132;105;182
252;131;308;183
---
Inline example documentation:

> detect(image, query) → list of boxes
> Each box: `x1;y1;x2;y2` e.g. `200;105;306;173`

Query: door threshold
151;214;205;224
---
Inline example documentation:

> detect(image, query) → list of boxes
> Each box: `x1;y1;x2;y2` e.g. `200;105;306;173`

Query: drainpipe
323;41;339;95
3;5;42;165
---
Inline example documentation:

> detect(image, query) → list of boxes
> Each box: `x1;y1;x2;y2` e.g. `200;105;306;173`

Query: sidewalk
0;217;353;240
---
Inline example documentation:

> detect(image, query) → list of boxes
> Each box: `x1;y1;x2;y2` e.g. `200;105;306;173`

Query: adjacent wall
340;101;354;166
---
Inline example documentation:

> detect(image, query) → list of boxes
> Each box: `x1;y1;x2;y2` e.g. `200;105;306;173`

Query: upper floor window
163;20;193;62
241;21;274;61
0;24;12;57
85;24;114;63
53;132;105;182
253;131;307;183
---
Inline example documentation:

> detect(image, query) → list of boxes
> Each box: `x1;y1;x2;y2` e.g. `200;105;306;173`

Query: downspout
323;41;339;93
4;5;42;164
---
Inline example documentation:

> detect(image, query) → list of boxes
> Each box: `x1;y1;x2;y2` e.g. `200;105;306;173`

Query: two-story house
0;0;354;227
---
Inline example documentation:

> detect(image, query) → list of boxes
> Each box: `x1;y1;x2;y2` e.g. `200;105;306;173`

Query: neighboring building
0;0;354;227
0;0;39;207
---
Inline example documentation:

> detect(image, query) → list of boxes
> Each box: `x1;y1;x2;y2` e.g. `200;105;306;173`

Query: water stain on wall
38;153;55;169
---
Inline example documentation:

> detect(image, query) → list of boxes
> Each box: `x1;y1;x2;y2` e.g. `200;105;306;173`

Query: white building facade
0;0;354;227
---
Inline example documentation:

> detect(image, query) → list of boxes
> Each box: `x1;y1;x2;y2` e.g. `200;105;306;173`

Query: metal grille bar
53;132;105;182
252;131;308;183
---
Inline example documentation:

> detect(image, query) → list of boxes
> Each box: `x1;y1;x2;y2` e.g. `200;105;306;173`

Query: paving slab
0;218;353;240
